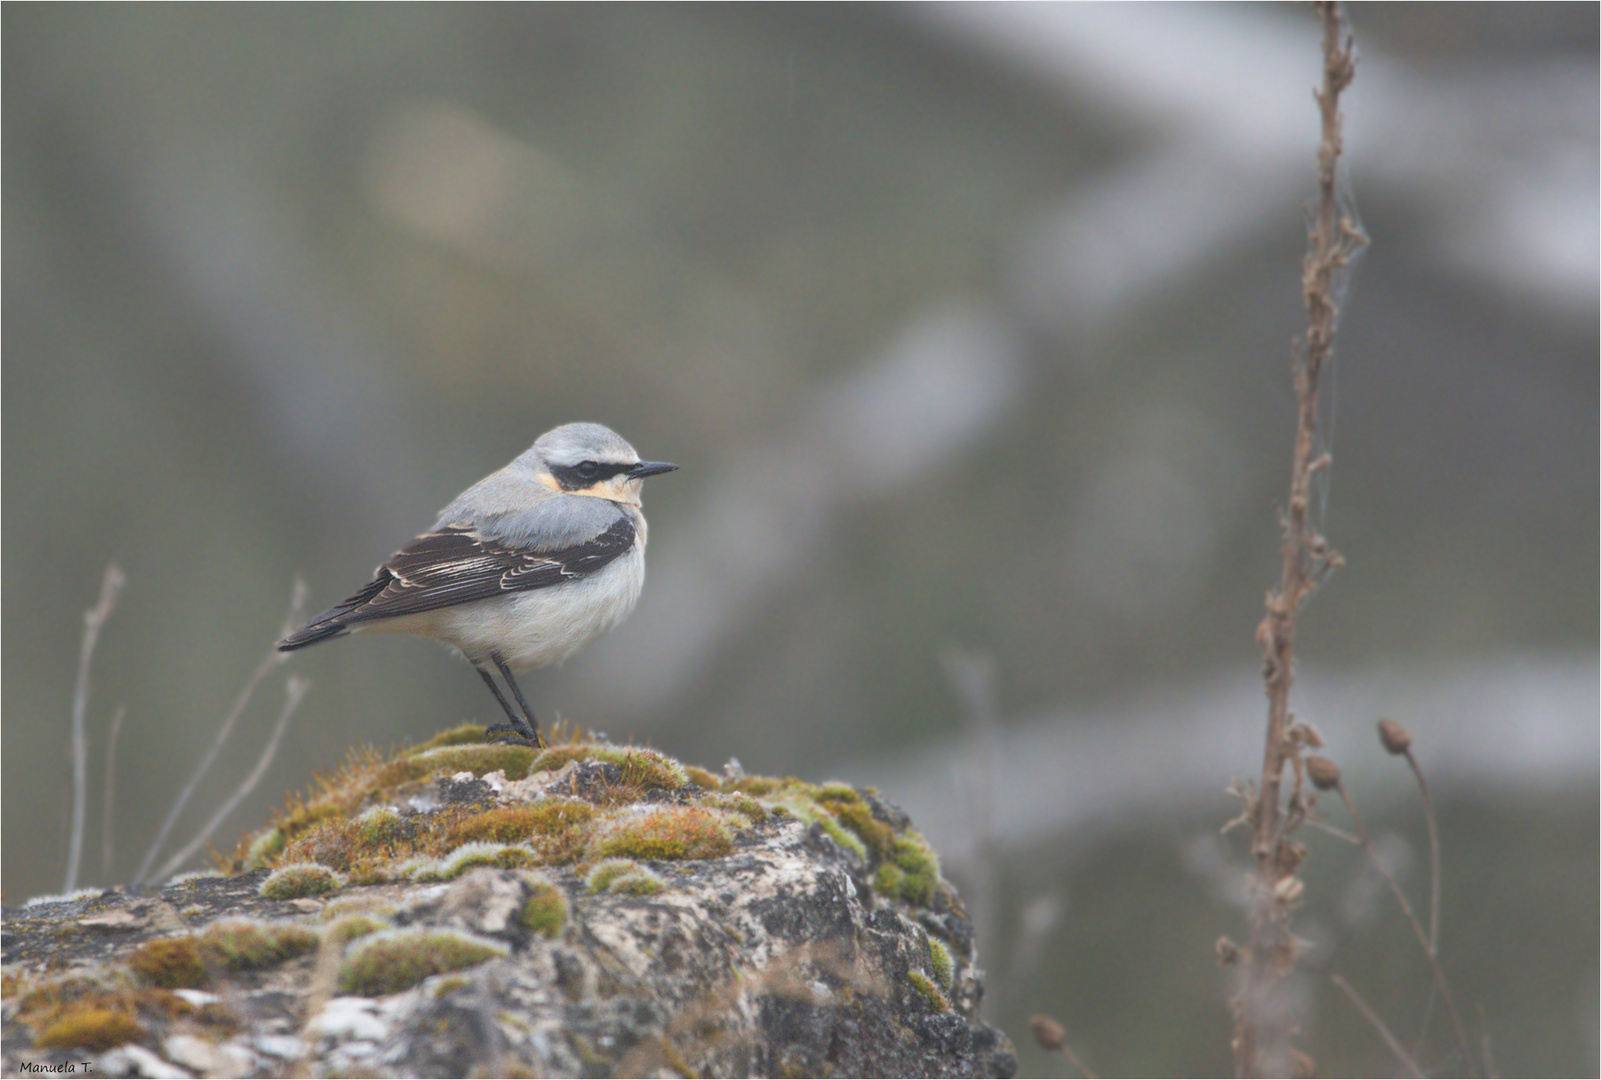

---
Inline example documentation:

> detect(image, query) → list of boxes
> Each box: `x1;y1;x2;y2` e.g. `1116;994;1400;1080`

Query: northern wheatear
278;422;678;746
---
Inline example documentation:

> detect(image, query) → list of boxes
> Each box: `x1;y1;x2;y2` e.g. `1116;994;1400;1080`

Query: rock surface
3;729;1016;1078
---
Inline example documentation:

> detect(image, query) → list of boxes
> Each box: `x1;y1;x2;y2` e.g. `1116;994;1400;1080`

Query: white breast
372;542;647;671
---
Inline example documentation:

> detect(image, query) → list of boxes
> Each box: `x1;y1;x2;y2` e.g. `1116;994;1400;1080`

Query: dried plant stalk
65;564;126;894
150;674;309;883
100;704;127;880
1231;4;1366;1076
134;579;307;885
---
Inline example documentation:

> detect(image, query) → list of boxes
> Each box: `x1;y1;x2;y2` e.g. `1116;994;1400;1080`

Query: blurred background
4;4;1595;1075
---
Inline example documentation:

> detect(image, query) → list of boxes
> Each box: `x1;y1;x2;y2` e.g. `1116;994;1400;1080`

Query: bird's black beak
627;461;680;479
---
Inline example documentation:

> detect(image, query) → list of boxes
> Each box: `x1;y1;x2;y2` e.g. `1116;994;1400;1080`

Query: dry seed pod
1306;755;1341;790
1029;1014;1067;1052
1378;717;1413;756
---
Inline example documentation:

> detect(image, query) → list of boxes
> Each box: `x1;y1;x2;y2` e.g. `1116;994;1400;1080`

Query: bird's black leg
476;664;538;747
492;652;543;747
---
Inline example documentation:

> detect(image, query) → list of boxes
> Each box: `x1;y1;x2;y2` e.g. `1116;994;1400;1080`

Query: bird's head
527;422;678;506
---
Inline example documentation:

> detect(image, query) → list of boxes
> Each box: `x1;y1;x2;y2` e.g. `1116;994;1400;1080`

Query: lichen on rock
2;725;1016;1078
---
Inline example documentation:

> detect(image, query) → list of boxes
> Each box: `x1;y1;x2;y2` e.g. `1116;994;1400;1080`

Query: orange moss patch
35;1006;146;1051
18;983;192;1053
277;796;602;883
129;921;318;989
227;738;537;873
589;807;735;862
445;800;596;847
129;937;209;989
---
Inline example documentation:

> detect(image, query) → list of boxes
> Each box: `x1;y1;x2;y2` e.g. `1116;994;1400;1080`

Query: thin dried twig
65;564;126;894
135;579;307;885
1331;778;1474;1076
1232;5;1366;1075
151;675;308;883
1331;975;1424;1079
100;704;128;881
1300;815;1359;845
1475;1003;1498;1079
1407;751;1441;954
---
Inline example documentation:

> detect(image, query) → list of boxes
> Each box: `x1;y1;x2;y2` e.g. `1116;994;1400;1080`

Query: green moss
890;833;940;906
828;800;896;860
906;970;951;1013
585;858;665;895
406;724;489;754
23;888;104;907
874;862;906;899
434;842;538;879
242;827;286;871
339;928;508;996
128;937;208;990
398;856;444;881
815;814;868;860
201;919;319;970
260;862;346;901
324;914;388;948
432;975;471;998
406;744;538;781
320;896;398;924
282;794;595;883
164;870;225;889
724;776;788;798
702;790;769;825
588;807;734;862
765;792;868;861
586;858;640;893
682;765;722;789
446;799;597;846
354;806;403;845
927;937;954;991
532;744;689;793
35;1005;147;1051
518;875;569;937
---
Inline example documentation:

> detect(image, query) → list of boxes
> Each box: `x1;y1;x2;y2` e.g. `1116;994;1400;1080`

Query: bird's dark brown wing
278;518;635;650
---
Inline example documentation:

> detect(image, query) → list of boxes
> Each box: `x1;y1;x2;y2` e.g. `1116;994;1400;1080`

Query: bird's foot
484;720;543;749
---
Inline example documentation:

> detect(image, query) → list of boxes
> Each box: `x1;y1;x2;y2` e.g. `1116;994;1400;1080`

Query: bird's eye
576;460;600;480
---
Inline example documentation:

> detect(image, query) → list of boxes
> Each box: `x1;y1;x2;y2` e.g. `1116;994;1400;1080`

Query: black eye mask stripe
550;461;633;490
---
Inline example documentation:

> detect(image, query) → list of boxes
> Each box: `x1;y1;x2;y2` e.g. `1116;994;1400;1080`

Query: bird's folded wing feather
309;516;635;628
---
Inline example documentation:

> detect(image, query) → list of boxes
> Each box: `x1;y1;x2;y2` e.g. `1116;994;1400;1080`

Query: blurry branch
150;675;308;884
65;564;126;894
941;646;999;1006
100;704;128;881
1330;975;1424;1079
1005;894;1063;1009
134;579;308;886
1475;1004;1498;1079
1231;4;1366;1076
1030;1014;1098;1079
